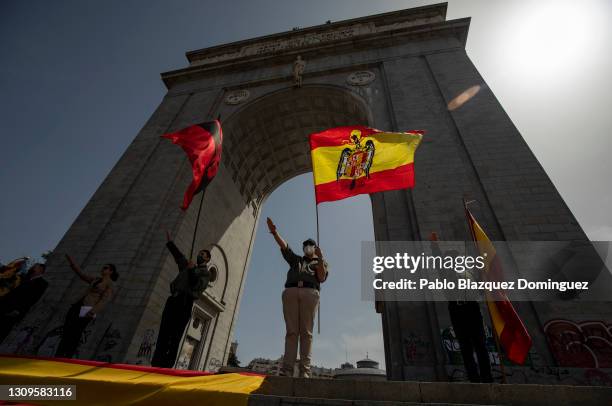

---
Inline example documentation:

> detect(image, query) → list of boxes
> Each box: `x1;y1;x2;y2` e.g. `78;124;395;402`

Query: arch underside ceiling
222;86;371;211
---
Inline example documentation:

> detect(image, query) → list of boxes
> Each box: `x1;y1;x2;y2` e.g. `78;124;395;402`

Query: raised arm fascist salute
267;217;328;378
151;231;211;368
56;255;118;358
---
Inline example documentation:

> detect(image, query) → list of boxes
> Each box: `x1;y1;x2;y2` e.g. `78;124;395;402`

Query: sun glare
497;1;605;85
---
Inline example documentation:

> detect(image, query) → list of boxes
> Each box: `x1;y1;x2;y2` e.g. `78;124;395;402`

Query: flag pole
316;203;320;247
189;190;206;260
316;201;321;335
484;294;507;383
189;115;221;261
463;198;507;384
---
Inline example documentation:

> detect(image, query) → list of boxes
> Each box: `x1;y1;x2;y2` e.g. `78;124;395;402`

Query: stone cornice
161;4;471;89
185;3;448;65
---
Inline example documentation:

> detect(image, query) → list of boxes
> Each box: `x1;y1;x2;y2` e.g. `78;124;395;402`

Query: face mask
197;255;208;265
303;245;315;256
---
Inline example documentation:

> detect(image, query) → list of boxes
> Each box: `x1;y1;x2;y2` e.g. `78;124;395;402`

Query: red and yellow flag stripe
465;209;533;365
309;126;423;204
0;355;264;406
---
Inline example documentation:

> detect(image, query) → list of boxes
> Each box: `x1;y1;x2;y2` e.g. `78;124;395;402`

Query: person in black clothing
430;232;493;383
151;231;211;368
0;263;48;343
447;300;493;382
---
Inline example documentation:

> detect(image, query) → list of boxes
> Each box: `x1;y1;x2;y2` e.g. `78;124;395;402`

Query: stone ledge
252;377;612;405
249;394;487;406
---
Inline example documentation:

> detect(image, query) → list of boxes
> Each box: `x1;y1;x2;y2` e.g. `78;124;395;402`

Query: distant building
227;341;240;367
247;357;282;376
333;356;386;381
247;356;333;378
229;341;238;355
310;364;334;379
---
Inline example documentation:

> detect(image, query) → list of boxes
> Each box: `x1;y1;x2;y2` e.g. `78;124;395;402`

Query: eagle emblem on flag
336;129;375;188
310;126;423;204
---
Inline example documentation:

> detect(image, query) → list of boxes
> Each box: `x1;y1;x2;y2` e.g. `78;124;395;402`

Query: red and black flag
161;120;223;210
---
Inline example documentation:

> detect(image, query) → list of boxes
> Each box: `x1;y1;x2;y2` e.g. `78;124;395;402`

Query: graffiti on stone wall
403;332;431;363
3;306;54;354
208;357;222;372
35;319;96;358
446;358;612;386
94;325;121;362
136;329;156;362
10;325;36;354
440;319;612;385
440;324;542;382
36;325;64;357
544;319;612;368
440;326;464;365
440;325;502;367
76;322;96;358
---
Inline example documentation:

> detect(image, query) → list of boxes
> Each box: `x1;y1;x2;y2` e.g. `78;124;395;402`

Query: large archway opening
222;85;384;374
221;85;372;211
234;174;382;373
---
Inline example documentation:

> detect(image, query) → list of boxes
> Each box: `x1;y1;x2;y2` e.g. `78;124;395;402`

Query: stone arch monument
3;3;609;384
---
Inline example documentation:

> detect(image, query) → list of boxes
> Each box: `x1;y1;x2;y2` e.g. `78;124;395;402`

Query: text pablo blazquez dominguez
371;253;589;292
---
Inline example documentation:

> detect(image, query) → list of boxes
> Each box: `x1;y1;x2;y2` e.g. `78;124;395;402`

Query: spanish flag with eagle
465;207;533;365
309;126;423;204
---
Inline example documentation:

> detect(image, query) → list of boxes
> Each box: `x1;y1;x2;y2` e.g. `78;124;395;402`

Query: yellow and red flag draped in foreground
465;208;533;365
309;126;423;204
0;355;264;406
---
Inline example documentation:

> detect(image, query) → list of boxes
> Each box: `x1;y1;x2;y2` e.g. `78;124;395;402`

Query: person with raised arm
150;231;211;368
267;217;328;378
55;255;118;358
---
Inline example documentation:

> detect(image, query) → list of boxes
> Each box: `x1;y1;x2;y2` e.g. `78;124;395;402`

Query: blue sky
1;0;611;369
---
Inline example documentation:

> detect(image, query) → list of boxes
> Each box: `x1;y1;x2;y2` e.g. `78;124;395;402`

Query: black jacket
2;277;48;316
166;241;210;299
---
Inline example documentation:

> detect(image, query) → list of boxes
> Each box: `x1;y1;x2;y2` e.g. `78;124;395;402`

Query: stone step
249;376;612;405
249;394;492;406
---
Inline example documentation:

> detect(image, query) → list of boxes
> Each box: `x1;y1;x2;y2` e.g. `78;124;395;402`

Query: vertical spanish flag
309;126;423;204
465;207;532;365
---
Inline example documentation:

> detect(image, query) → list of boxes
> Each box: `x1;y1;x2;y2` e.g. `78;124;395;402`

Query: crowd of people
0;222;331;377
1;224;492;382
0;260;49;343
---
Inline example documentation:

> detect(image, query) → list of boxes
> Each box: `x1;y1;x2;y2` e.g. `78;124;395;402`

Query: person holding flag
151;231;211;368
429;232;493;383
464;202;533;368
0;257;30;298
306;123;423;375
0;263;48;344
161;119;223;211
266;217;328;378
152;119;222;368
